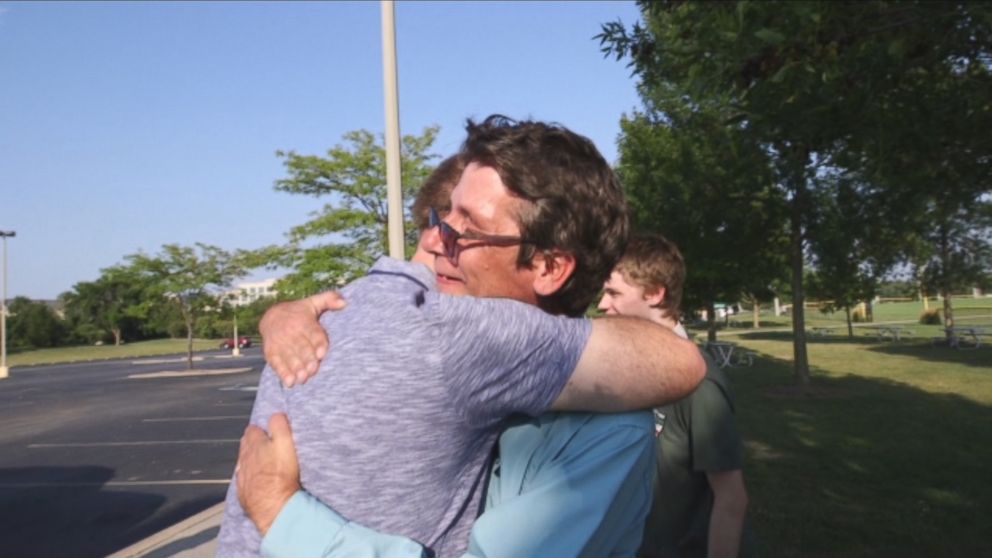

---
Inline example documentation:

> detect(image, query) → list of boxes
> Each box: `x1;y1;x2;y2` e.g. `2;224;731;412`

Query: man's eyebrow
452;203;481;228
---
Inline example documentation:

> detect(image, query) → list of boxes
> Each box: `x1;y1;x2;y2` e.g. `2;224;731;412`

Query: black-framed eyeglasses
429;207;528;265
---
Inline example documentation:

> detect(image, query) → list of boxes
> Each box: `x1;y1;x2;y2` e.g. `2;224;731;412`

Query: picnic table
704;341;755;368
939;326;988;349
864;325;912;342
809;326;835;338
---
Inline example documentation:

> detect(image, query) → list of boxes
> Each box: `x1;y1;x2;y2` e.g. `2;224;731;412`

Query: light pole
0;230;15;380
381;0;404;259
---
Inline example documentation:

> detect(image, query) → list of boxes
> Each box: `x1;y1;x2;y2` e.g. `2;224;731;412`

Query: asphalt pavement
0;348;264;557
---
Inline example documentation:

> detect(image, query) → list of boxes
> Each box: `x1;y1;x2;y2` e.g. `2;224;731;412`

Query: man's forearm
706;471;748;558
263;491;426;558
555;316;706;412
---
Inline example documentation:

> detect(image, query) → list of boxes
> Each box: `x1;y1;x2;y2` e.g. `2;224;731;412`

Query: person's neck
649;311;679;332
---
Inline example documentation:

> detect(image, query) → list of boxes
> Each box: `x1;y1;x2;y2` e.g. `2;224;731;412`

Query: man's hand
236;413;302;536
259;291;346;387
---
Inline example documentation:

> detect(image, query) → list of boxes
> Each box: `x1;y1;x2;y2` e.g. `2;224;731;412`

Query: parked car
220;337;252;349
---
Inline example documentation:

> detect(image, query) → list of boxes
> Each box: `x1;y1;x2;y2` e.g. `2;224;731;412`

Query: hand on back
259;291;346;387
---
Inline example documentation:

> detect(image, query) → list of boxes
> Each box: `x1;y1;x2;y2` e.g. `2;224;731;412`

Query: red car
220;337;252;349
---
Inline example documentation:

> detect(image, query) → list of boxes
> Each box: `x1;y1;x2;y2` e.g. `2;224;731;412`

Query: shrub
919;309;943;325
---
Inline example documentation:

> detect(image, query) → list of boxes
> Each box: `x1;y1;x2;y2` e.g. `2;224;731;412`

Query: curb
107;502;224;558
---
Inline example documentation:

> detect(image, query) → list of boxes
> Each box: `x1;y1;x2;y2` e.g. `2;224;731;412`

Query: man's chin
436;278;469;297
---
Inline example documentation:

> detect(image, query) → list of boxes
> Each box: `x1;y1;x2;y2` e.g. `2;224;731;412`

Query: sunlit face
597;270;663;322
425;162;538;303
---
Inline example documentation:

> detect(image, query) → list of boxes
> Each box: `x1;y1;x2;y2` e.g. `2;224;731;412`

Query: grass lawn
5;338;223;367
717;330;992;557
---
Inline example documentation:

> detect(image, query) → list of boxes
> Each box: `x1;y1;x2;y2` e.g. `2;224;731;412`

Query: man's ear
643;286;666;307
532;250;577;296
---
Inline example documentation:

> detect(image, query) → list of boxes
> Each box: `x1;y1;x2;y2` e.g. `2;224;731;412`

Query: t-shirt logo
653;408;666;437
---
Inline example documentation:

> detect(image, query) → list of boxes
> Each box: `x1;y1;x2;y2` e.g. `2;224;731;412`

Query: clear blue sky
0;1;643;300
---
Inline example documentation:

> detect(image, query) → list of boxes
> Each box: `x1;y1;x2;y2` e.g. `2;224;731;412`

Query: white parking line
0;479;230;488
131;357;206;365
142;416;246;423
28;439;239;448
128;367;252;379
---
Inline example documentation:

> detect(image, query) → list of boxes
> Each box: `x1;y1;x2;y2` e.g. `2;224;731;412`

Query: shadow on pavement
0;465;165;558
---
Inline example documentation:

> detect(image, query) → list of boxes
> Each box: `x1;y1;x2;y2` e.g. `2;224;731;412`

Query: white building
227;278;279;307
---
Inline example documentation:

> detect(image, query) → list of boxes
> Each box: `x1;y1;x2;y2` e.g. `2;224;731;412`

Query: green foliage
261;127;440;297
616;108;789;335
6;297;67;350
126;243;245;368
59;264;152;345
599;0;992;384
919;309;943;325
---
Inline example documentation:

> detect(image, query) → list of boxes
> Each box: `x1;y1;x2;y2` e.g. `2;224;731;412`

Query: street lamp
0;230;15;380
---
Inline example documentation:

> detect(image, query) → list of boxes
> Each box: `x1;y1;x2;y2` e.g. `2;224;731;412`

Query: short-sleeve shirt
218;257;591;557
639;354;749;558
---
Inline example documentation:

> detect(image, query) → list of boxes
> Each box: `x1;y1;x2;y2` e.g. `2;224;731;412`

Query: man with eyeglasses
219;116;705;557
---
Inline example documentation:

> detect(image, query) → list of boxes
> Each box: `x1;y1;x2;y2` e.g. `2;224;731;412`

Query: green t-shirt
639;354;753;558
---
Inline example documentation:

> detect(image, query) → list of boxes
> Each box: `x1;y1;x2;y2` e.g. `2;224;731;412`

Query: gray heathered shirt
218;257;591;557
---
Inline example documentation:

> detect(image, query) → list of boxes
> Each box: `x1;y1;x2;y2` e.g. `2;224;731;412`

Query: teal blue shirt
261;411;655;558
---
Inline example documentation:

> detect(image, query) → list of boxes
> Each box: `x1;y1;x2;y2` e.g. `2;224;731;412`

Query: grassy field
716;297;992;335
714;328;992;557
4;338;223;367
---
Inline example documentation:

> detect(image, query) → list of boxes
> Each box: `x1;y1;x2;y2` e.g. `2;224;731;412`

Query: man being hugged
220;116;705;557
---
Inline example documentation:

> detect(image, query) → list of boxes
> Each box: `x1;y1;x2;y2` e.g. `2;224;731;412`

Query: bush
919;309;943;325
852;305;868;322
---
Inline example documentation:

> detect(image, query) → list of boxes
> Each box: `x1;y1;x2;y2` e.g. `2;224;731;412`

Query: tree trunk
845;305;854;339
787;148;811;387
112;327;122;346
707;301;717;342
752;300;760;328
184;314;195;370
939;223;955;336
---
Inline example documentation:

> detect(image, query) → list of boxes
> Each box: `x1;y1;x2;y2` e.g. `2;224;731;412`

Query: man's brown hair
459;115;629;317
411;154;465;231
615;233;685;320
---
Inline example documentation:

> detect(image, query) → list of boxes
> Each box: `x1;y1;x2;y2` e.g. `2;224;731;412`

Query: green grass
718;331;992;557
5;338;223;367
714;297;992;335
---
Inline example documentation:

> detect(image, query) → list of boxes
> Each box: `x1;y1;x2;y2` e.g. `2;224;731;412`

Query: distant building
226;279;279;307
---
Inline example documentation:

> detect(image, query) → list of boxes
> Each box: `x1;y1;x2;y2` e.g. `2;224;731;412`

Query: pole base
232;348;241;357
0;365;8;379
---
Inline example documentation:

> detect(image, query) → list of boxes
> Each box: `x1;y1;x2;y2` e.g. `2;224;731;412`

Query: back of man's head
412;154;465;231
459;115;629;317
616;233;685;321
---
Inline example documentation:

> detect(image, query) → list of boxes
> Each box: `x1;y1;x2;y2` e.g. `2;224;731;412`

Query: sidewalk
107;503;223;558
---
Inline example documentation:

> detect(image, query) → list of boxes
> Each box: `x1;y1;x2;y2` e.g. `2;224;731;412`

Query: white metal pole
381;0;405;259
232;309;240;357
0;231;13;379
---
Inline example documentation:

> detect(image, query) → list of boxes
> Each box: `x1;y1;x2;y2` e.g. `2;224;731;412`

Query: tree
600;1;992;385
60;265;149;346
262;127;440;297
616;107;789;341
127;243;245;369
806;172;906;337
6;297;66;350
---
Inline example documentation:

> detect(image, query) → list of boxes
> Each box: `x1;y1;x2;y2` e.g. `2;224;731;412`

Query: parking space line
28;439;239;448
142;416;246;422
128;367;252;379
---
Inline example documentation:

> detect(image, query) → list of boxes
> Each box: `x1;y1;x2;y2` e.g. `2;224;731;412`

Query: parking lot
0;349;264;558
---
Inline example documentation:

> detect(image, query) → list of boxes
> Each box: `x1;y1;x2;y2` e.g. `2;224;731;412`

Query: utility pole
381;0;404;259
0;230;16;379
